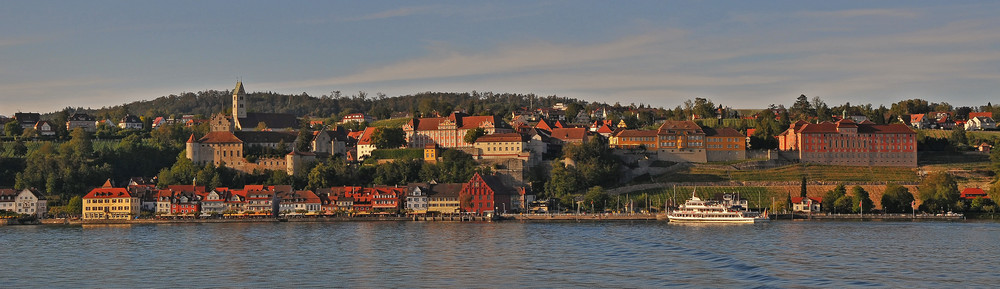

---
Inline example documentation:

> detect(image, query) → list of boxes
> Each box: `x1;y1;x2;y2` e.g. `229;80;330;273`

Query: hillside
40;90;609;126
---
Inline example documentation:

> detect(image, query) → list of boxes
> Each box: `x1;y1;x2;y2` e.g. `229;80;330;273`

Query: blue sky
2;1;998;116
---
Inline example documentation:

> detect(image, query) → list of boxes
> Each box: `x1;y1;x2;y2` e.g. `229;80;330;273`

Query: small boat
667;193;768;223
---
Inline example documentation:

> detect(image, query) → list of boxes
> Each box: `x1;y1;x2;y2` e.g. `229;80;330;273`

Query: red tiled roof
961;188;988;199
550;128;587;141
460;116;500;129
969;112;993;119
85;187;134;199
791;197;823;203
535;119;555;131
657;120;703;133
614;129;658;137
596;124;614;134
198;131;242;144
705;127;745;137
357;127;378;145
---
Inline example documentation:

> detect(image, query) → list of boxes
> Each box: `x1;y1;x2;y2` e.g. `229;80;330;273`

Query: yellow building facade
83;180;140;220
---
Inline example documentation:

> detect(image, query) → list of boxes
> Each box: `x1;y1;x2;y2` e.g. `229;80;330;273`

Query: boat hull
667;215;768;223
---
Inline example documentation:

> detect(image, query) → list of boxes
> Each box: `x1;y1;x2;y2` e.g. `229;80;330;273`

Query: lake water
3;220;999;288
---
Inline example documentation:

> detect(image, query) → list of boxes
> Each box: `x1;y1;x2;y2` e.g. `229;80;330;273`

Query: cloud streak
342;6;430;22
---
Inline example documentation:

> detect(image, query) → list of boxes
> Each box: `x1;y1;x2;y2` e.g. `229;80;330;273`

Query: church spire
233;81;247;119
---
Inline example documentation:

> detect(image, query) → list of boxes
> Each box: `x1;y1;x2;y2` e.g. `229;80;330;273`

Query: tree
851;186;873;213
881;183;915;213
790;94;814;121
823;184;847;213
833;195;854;214
950;126;968;148
583;186;610;212
66;195;83;215
463;127;486;144
800;176;807;198
68;128;93;159
4;121;23;137
295;126;313;152
371;127;406;149
918;172;959;213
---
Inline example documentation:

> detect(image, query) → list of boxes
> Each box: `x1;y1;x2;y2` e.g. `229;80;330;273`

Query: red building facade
460;173;514;215
777;119;917;167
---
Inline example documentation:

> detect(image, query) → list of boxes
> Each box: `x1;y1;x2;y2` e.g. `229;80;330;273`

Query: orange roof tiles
198;131;242;144
550;128;588;141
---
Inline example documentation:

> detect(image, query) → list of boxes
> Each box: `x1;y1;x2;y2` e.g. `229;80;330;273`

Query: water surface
3;220;997;288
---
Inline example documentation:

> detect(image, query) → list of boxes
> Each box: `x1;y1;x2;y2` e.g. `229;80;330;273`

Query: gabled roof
704;127;745;138
15;188;46;200
121;114;141;123
960;188;988;199
969;112;993;119
477;173;517;196
427;183;465;198
357;127;378;146
198;131;243;144
791;196;822;204
85;187;134;199
613;129;658;138
69;113;95;121
14;112;40;124
595;124;614;134
910;114;925;123
535;118;555;131
461;115;507;129
549;128;587;141
282;190;321;204
657;120;703;134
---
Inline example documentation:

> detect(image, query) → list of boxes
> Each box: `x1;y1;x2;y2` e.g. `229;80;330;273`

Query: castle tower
233;81;247;119
185;134;200;163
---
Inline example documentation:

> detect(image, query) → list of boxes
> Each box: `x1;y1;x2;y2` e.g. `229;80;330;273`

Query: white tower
233;81;247;119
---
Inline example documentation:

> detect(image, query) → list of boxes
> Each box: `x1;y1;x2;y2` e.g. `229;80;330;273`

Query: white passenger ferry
667;193;768;223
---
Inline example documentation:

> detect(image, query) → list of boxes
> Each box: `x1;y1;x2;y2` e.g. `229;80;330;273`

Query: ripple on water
3;221;1000;287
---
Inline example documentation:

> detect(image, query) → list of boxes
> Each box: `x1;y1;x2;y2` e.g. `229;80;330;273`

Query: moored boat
667;193;768;223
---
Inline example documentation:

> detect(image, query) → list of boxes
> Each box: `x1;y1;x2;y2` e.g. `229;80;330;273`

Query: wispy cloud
796;8;920;19
263;30;685;90
343;6;430;22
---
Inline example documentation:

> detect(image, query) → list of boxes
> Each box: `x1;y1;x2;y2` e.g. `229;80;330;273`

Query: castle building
185;81;313;175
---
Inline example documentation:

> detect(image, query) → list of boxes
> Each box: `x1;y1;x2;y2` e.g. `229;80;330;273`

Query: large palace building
777;119;917;167
609;120;746;162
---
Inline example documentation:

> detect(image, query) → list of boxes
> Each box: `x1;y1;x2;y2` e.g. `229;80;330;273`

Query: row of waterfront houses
81;173;532;220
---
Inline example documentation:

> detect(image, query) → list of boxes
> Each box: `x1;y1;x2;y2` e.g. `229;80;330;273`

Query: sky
1;1;998;116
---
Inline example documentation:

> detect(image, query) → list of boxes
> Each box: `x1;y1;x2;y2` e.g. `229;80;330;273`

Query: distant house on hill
14;112;40;130
33;121;56;136
118;114;143;130
67;113;97;132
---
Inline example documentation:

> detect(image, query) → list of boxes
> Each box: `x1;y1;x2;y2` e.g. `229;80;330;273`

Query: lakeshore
16;211;973;226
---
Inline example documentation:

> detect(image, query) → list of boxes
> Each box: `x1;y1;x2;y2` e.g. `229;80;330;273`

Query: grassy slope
370;118;411;128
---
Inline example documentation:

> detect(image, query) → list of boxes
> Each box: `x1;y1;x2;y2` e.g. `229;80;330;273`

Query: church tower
233;81;247;119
